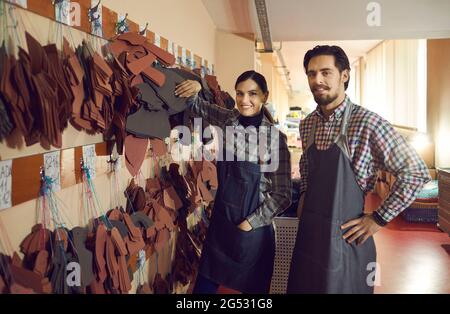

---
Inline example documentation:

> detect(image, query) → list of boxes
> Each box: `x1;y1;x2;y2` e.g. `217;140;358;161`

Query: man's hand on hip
341;214;382;245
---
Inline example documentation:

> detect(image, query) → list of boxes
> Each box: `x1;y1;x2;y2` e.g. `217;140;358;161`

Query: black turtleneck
239;110;264;129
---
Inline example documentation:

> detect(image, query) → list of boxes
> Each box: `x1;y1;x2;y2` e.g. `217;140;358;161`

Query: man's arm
370;119;431;225
342;116;431;245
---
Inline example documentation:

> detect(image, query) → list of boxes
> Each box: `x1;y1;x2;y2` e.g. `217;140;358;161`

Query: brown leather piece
0;274;5;293
95;223;108;282
25;32;62;148
197;175;214;203
154;228;170;253
126;52;157;75
11;48;39;145
146;177;161;195
32;250;49;276
117;255;131;293
110;227;128;256
8;253;52;294
54;228;69;252
141;65;166;87
9;283;36;294
107;207;122;221
89;277;106;294
124;235;145;256
124;135;148;177
117;32;175;66
21;225;52;256
125;180;146;213
123;213;142;240
44;43;73;132
201;160;218;189
163;186;183;211
153;273;170;294
62;39;92;132
151;200;176;230
136;283;153;294
105;235;119;289
1;55;27;138
149;139;167;157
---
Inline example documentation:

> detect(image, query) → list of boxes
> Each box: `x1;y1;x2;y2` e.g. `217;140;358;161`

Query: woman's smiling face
235;79;268;117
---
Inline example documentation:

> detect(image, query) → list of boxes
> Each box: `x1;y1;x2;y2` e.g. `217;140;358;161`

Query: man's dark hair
303;45;351;90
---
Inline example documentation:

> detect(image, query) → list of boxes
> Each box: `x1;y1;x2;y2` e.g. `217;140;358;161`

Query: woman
175;70;292;294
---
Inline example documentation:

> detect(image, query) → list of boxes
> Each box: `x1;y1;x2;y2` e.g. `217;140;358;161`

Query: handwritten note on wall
82;144;97;179
0;160;12;210
44;151;61;191
11;0;27;8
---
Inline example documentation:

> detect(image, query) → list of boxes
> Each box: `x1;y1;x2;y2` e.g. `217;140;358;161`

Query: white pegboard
270;217;299;294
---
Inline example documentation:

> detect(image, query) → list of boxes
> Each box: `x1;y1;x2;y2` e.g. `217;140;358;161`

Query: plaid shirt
299;95;431;224
188;95;292;229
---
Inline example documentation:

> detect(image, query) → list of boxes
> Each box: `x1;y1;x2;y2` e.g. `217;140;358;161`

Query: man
287;45;431;294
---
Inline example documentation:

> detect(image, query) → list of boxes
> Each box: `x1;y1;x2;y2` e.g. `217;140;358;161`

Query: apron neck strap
305;100;353;151
339;101;353;137
306;118;317;151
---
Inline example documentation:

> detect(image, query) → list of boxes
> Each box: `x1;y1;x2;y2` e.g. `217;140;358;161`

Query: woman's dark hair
303;45;351;90
234;70;268;94
234;70;274;123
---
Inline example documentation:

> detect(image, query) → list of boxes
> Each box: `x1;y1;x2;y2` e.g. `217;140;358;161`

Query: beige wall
288;91;315;115
102;0;216;64
427;39;450;168
257;52;291;122
214;29;255;96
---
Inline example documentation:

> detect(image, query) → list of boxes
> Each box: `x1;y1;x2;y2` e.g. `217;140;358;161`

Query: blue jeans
192;274;219;294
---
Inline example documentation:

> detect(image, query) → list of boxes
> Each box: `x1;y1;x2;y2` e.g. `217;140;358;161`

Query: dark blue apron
198;158;275;294
287;102;377;293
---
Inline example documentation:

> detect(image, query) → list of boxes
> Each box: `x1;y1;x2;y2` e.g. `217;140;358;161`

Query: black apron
198;158;275;294
287;102;377;294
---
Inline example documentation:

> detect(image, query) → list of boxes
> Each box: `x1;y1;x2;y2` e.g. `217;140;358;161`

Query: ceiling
202;0;450;93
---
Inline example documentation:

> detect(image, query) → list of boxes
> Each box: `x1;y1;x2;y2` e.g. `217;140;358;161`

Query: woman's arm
176;80;237;129
245;131;293;229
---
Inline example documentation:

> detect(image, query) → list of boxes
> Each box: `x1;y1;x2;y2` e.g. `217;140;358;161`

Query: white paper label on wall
139;24;147;36
82;144;97;179
55;0;71;25
173;44;180;65
44;151;61;192
191;52;196;69
0;160;12;211
201;59;207;77
182;48;187;66
10;0;27;8
168;40;173;54
91;0;103;37
154;34;161;48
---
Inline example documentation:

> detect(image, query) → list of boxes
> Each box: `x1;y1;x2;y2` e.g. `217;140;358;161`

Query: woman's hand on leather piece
175;80;201;98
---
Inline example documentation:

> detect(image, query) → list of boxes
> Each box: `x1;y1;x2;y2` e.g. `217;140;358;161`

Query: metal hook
139;22;148;36
52;0;65;6
88;0;101;22
116;13;128;34
119;13;128;23
40;166;46;181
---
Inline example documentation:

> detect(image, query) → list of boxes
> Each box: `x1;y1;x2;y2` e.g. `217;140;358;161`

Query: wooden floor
215;193;450;294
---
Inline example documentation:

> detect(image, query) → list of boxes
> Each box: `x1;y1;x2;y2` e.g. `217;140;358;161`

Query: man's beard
313;91;339;107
